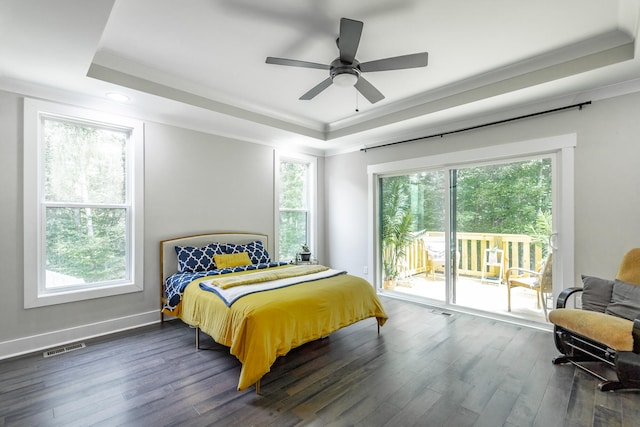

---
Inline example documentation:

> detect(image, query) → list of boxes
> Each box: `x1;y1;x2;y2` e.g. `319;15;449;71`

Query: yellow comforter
178;267;388;391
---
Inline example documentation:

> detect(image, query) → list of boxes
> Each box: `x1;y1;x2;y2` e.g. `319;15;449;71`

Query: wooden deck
388;273;549;325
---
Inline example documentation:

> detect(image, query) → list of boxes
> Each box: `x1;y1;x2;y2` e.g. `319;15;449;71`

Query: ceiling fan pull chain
355;88;359;112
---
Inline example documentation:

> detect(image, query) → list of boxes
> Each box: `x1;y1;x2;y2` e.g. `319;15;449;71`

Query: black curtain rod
360;101;591;152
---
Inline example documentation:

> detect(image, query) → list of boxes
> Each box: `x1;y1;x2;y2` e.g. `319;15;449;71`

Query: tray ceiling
1;0;639;154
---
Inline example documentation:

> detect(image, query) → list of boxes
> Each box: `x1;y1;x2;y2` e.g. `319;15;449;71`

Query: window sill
24;282;143;309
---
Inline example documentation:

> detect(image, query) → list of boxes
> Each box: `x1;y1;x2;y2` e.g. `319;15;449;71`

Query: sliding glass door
380;171;446;301
378;156;554;323
453;158;552;319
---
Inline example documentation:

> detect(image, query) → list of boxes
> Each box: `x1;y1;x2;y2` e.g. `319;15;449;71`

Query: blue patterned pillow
175;242;225;273
225;240;270;264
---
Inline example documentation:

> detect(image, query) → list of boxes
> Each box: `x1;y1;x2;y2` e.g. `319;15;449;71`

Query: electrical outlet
363;266;368;275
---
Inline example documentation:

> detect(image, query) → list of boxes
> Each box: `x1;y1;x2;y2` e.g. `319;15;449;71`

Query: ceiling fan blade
338;18;363;64
300;77;333;100
266;57;330;70
355;76;385;104
359;52;429;72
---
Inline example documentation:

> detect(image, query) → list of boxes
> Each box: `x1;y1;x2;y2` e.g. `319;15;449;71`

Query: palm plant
381;178;415;281
526;210;552;256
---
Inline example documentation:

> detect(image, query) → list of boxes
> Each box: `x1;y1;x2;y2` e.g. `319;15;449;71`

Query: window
276;153;317;261
24;99;144;308
378;158;553;322
369;134;576;320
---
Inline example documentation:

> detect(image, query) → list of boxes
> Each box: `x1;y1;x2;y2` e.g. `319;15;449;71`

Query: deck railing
399;231;544;280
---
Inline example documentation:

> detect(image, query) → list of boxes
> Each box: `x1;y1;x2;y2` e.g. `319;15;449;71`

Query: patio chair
423;236;461;281
424;240;446;279
505;253;553;318
481;248;505;284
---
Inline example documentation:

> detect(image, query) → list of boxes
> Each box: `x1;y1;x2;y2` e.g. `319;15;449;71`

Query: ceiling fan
266;17;428;104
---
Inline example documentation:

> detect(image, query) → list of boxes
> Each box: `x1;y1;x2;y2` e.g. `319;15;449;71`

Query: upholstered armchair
548;248;640;391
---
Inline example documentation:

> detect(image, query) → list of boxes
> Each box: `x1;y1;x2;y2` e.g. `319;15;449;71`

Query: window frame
274;151;317;262
368;134;575;300
23;98;144;308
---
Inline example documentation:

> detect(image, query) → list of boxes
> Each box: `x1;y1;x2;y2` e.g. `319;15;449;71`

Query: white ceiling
1;0;640;155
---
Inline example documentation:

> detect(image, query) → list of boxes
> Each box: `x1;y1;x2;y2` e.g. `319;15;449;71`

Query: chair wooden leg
507;284;511;312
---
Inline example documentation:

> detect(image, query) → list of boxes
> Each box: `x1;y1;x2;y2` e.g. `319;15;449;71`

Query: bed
160;232;388;392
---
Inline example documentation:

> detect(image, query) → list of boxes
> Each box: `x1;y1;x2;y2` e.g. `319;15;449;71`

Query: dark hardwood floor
1;297;638;426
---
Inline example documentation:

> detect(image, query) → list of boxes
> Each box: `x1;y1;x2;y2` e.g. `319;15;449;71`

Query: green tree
43;119;128;284
278;161;309;260
411;171;445;232
455;159;551;234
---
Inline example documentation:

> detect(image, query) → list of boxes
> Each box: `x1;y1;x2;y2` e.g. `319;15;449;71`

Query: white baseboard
0;310;160;360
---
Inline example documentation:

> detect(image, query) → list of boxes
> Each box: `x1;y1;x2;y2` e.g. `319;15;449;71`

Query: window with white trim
24;99;144;308
276;153;317;262
368;134;576;303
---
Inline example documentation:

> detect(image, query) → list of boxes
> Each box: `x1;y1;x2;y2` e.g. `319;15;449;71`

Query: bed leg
255;379;261;395
378;322;380;336
195;326;200;349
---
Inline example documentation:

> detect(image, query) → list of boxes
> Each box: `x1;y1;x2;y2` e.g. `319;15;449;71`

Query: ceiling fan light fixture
332;72;358;87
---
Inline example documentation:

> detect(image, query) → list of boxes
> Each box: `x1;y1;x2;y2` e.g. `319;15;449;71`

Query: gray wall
3;86;640;354
325;92;640;287
0;90;325;354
